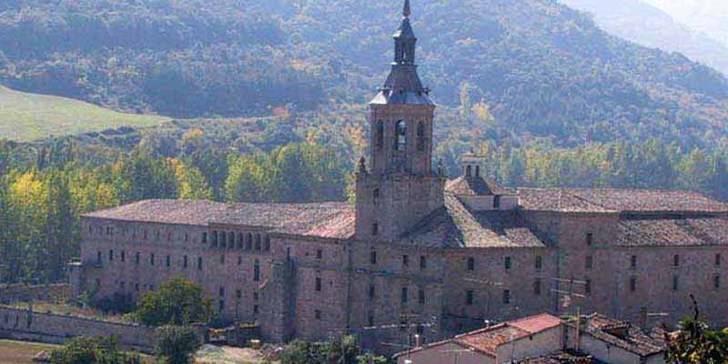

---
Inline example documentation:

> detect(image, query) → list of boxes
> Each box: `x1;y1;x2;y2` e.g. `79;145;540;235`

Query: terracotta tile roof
398;194;546;248
616;216;728;247
83;200;231;226
574;314;665;357
518;188;728;213
455;324;529;356
453;314;563;356
446;176;512;196
509;313;563;334
83;199;355;239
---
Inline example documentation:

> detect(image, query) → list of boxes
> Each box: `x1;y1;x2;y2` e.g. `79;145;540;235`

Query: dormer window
394;120;407;151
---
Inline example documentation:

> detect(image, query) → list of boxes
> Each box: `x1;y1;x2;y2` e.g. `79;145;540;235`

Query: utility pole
550;277;587;352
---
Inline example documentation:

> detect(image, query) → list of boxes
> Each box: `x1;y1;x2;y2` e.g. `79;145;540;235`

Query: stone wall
0;305;158;353
0;284;71;304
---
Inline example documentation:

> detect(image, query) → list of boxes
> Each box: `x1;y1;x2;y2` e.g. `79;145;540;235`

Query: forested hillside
1;0;727;148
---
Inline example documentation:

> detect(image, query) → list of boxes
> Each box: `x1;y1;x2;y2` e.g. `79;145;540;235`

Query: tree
50;336;141;364
665;296;728;364
156;325;202;364
135;278;212;327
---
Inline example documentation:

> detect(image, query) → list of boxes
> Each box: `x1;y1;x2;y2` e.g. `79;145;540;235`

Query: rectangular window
493;195;501;209
466;290;474;305
503;289;511;304
673;275;679;291
197;257;203;271
97;251;102;265
401;287;408;304
316;249;323;259
585;279;592;295
372;223;378;236
253;305;259;314
315;277;322;292
150;254;155;266
238;256;242;266
109;249;114;262
673;255;680;267
586;233;594;246
402;255;409;267
715;275;721;290
419;256;427;270
368;284;375;300
467;257;475;271
716;254;722;267
202;232;208;244
219;287;225;297
370;250;377;265
585;255;593;270
236;289;242;299
219;300;225;312
630;276;636;292
315;310;322;320
253;292;259;301
534;279;542;295
135;252;140;265
368;313;374;327
418;289;425;305
505;256;512;270
631;255;637;269
166;255;171;268
220;255;225;265
121;251;125;263
535;256;542;271
183;255;188;269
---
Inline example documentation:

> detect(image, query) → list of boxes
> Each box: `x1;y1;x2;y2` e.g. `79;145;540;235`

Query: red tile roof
83;199;355;239
617;216;728;247
453;314;562;356
399;194;545;248
446;176;513;196
518;188;728;213
509;313;563;334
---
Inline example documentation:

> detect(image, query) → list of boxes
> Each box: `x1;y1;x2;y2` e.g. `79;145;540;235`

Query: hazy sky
642;0;728;45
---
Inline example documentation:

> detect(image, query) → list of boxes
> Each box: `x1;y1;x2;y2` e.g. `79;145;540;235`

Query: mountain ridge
0;0;726;148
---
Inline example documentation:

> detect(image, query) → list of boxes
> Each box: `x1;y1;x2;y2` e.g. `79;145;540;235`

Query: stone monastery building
72;0;728;351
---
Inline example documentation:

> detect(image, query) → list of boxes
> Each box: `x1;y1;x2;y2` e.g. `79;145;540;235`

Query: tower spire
403;0;411;18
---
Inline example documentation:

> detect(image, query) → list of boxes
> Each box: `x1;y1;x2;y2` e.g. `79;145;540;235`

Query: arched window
255;234;262;250
246;233;253;250
416;122;425;152
253;259;260;281
466;165;472;178
376;121;384;150
475;166;481;178
394;120;406;151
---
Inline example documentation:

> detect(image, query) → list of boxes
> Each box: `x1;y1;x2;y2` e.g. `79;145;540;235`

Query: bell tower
355;0;445;242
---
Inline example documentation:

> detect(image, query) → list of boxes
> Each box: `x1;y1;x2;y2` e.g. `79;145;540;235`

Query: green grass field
0;85;169;142
0;339;59;364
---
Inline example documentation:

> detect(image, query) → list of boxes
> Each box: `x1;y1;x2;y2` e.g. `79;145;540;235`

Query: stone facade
72;0;728;355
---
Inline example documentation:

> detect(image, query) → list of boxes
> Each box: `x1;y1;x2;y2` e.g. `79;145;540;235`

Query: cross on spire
403;0;411;18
